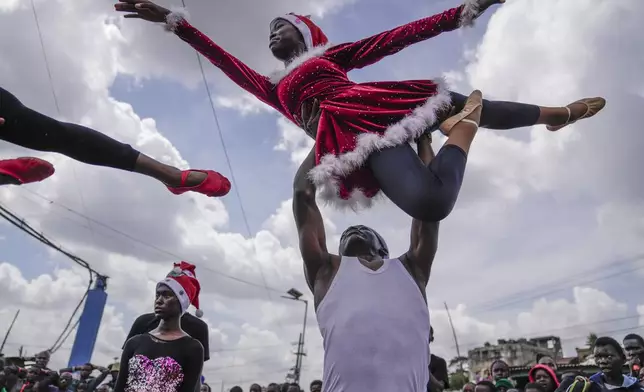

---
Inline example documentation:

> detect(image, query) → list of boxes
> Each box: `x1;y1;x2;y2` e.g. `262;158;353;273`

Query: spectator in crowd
495;379;513;392
229;387;242;392
286;384;300;392
266;383;280;392
200;383;211;392
529;364;560;392
490;360;510;382
463;382;476;392
476;380;498;392
309;380;322;392
58;373;74;392
429;326;449;392
623;334;644;378
105;363;119;390
250;384;261;392
537;354;557;370
125;264;210;363
33;352;51;372
524;383;546;392
114;262;204;392
590;336;644;392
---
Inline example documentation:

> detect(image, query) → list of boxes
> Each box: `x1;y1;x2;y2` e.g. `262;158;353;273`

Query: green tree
587;333;598;348
450;371;470;391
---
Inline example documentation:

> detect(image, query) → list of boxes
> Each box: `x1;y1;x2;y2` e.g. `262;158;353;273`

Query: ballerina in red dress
117;0;605;221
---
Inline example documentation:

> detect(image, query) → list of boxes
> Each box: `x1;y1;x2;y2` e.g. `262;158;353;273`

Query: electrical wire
177;0;281;321
17;188;284;293
29;0;97;247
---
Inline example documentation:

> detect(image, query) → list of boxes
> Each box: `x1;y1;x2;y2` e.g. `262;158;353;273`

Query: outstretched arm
405;134;440;283
116;1;280;110
325;0;503;71
293;102;332;291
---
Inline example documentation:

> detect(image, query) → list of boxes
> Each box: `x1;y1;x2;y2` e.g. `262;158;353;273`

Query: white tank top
316;257;430;392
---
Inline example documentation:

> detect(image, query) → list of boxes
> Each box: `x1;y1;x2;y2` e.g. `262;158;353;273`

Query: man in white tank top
292;101;456;392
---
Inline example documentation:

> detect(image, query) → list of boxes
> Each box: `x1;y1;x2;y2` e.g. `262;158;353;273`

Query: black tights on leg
368;143;467;222
0;87;139;171
448;91;540;130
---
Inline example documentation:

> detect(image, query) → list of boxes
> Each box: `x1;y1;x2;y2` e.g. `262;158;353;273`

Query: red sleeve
324;5;473;71
170;18;280;111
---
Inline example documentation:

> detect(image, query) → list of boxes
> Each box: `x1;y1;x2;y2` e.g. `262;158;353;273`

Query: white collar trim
268;43;335;84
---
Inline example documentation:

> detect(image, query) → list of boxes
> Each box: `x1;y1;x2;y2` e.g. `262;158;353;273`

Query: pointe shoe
0;157;55;184
439;90;483;135
167;170;231;197
546;97;606;132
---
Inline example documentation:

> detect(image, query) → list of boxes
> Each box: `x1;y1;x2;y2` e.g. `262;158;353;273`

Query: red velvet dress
170;3;475;209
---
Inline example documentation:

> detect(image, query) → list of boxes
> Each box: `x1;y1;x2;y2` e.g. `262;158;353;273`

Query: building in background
467;336;562;380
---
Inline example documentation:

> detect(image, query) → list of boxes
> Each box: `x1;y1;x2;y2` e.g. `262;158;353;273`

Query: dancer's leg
369;91;482;221
446;91;596;130
0;87;205;187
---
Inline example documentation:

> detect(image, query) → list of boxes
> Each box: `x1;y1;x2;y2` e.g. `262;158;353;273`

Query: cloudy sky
1;0;643;389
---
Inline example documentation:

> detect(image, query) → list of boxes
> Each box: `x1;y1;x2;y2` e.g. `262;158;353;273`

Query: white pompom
195;309;204;318
172;267;182;274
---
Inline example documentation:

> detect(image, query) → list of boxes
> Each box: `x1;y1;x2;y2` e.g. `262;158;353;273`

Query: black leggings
0;87;139;171
368;92;541;221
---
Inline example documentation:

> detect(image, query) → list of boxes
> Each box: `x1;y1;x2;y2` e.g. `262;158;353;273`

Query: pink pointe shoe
0;157;55;184
166;170;231;197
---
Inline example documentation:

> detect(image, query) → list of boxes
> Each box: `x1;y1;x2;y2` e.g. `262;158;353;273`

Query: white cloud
2;0;644;389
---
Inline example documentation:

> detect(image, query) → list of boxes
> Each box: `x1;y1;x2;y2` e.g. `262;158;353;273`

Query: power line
468;253;644;314
0;203;105;277
16;187;284;293
29;0;97;249
178;0;280;322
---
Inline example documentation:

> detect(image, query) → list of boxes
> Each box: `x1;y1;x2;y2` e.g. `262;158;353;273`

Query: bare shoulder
313;254;342;308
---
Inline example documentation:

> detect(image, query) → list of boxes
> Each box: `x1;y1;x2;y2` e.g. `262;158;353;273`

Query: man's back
316;257;430;392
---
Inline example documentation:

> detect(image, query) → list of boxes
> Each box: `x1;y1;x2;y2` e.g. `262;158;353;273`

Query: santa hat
158;261;203;318
273;13;328;50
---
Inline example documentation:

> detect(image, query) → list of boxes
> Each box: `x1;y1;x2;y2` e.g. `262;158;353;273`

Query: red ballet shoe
0;157;55;184
166;170;231;197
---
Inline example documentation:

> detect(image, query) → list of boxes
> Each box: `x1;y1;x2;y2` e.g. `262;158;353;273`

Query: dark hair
202;383;211;392
477;380;498;392
524;383;545;392
595;336;626;359
623;334;644;346
310;380;322;387
230;387;242;392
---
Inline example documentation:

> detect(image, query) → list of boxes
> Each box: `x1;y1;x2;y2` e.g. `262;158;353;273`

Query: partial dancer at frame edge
0;89;229;197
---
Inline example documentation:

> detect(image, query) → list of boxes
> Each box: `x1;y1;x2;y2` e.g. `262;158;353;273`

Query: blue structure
68;275;108;367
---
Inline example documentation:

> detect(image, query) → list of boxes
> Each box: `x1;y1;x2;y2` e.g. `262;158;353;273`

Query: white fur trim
308;79;452;211
159;278;189;314
268;43;335;84
164;7;189;32
459;0;480;27
278;14;313;49
171;266;182;275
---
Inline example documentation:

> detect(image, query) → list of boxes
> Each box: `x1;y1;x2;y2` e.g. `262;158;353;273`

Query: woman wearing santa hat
0;102;229;197
114;262;204;392
116;0;605;220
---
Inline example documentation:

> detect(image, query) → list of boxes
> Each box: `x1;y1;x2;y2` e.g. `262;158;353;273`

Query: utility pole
294;332;306;383
444;301;464;371
0;309;20;355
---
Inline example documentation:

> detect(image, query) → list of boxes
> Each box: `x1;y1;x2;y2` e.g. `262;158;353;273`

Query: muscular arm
406;134;440;282
293;101;333;291
293;147;329;291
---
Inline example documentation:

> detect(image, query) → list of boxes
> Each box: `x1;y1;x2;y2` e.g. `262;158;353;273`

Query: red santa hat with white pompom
273;13;328;50
159;261;203;318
